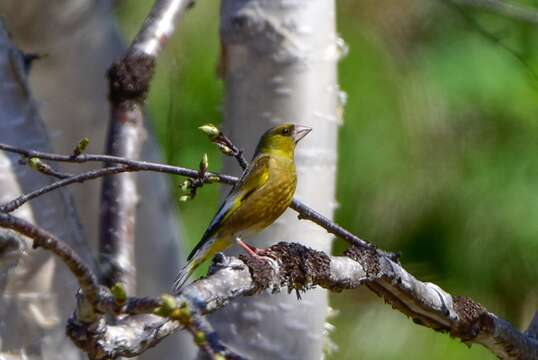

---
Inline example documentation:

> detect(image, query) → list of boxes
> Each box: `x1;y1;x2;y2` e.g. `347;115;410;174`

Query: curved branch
1;203;537;358
0;212;239;359
448;0;538;25
0;212;101;308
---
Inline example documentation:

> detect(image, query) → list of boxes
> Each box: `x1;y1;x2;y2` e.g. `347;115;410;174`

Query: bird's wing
187;154;271;260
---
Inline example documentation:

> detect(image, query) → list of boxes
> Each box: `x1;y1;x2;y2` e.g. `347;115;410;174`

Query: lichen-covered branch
3;211;534;360
99;0;193;292
0;142;536;358
113;243;538;360
1;202;537;359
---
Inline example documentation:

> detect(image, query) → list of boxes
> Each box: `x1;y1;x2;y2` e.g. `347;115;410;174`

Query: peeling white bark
217;1;340;358
130;0;192;56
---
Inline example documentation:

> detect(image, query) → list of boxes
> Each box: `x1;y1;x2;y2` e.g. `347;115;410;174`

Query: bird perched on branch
173;123;312;293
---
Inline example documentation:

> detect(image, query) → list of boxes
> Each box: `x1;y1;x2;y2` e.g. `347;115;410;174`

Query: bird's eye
281;128;290;135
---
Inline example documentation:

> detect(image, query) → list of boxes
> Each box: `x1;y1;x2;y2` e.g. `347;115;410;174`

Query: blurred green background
116;1;538;358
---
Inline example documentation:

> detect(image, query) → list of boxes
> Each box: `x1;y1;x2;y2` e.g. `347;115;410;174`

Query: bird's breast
221;157;296;237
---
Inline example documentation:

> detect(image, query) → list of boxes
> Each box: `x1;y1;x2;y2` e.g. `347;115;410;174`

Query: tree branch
448;0;538;25
0;142;384;257
99;0;193;292
1;128;535;357
1;211;535;359
527;312;538;340
0;212;101;308
93;242;538;359
0;166;129;213
0;211;238;359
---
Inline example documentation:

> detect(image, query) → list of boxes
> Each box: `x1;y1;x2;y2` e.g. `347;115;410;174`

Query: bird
173;123;312;293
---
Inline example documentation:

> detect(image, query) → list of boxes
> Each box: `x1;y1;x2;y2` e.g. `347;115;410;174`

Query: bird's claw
254;247;278;260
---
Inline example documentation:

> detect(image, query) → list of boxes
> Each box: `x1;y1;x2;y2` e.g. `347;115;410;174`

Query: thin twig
445;0;538;88
21;157;72;179
0;142;386;255
289;199;388;255
217;131;249;170
0;142;236;184
0;212;101;308
448;0;538;25
0;166;130;213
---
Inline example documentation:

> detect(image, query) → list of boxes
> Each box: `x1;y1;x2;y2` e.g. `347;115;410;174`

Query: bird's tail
172;237;215;294
172;257;200;294
172;235;229;294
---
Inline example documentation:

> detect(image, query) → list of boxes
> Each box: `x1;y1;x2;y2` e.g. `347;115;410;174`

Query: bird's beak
292;125;312;143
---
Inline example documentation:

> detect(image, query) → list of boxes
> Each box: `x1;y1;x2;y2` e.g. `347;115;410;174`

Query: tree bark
0;22;90;360
214;1;341;358
0;1;195;358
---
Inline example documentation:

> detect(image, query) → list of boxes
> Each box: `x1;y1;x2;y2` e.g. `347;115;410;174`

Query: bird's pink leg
235;238;277;259
235;237;259;257
254;247;277;258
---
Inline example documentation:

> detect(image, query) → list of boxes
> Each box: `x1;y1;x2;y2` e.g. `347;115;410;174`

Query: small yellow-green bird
173;123;311;293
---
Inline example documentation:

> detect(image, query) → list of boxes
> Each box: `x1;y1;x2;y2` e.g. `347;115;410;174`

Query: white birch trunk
212;1;341;358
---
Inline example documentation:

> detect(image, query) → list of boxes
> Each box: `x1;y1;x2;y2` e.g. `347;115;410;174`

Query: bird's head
255;123;312;158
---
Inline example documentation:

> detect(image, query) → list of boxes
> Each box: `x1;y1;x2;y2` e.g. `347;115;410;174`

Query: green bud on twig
179;180;191;192
28;157;41;170
175;303;192;323
160;294;177;312
179;195;191;203
216;143;233;155
200;153;209;172
73;137;90;157
153;306;166;317
154;294;179;317
194;331;206;345
198;124;220;140
110;283;127;305
206;175;220;183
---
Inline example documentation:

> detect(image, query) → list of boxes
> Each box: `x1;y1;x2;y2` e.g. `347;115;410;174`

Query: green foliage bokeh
116;1;538;358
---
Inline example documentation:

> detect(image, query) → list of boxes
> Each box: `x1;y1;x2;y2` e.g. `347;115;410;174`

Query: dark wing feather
187;155;271;260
